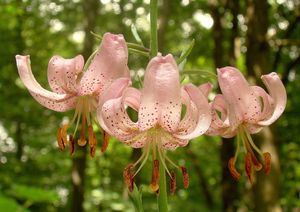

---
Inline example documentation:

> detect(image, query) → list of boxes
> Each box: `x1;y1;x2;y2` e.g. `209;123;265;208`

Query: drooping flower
16;33;131;157
98;54;211;192
206;66;287;182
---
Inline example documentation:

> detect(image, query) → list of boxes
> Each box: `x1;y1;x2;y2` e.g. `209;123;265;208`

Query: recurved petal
98;77;131;109
31;93;77;112
174;84;211;140
258;72;287;126
251;86;273;121
205;94;234;137
198;82;213;98
16;55;76;111
101;97;139;140
98;86;141;142
97;78;133;134
176;88;198;136
47;55;84;93
217;67;260;128
138;54;181;132
79;33;130;96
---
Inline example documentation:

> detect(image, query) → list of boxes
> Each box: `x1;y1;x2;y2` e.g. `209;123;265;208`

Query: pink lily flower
206;66;287;182
98;54;211;192
15;33;131;157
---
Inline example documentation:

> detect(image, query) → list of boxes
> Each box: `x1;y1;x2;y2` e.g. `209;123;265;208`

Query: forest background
0;0;299;211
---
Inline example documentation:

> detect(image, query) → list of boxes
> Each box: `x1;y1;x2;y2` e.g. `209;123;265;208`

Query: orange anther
263;152;271;175
123;164;134;192
181;166;189;189
228;158;240;181
88;125;97;157
150;159;160;192
69;135;75;155
57;128;65;150
101;131;110;153
245;152;253;183
170;171;176;195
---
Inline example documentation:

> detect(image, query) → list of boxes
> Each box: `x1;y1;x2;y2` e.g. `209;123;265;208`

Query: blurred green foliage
0;0;299;211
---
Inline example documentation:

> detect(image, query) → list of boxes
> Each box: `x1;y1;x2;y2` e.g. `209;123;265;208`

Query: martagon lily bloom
98;54;211;192
16;33;130;157
206;67;287;182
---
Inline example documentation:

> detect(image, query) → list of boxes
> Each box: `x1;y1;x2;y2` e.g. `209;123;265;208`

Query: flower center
228;126;271;182
57;95;108;157
123;127;189;193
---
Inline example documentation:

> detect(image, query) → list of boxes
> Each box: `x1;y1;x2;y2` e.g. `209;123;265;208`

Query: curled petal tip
261;72;278;80
258;71;287;126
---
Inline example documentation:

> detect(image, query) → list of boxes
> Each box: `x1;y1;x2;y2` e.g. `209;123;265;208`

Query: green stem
150;0;158;58
158;157;168;212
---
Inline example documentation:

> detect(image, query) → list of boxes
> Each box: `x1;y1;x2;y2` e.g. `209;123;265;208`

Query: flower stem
158;156;168;212
150;0;158;58
150;1;168;210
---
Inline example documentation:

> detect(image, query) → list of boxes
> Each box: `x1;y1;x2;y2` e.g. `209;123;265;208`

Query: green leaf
129;184;144;212
0;195;29;212
131;24;144;46
8;185;59;204
176;39;195;65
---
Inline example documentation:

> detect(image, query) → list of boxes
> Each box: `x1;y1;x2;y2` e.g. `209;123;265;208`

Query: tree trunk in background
70;1;99;212
245;0;281;211
210;0;239;211
187;147;214;209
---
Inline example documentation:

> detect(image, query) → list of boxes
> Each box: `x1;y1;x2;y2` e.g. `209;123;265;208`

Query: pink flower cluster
16;33;286;191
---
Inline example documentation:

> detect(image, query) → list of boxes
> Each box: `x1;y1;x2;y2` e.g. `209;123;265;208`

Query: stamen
228;158;240;181
156;139;171;177
243;127;264;157
245;152;253;183
57;124;69;150
164;152;180;170
242;131;262;171
61;124;69;145
78;115;87;146
88;125;97;157
69;135;75;155
150;159;160;192
57;128;65;150
101;131;110;153
170;171;176;195
133;141;151;177
248;148;262;171
123;164;134;192
263;152;271;175
180;166;189;189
